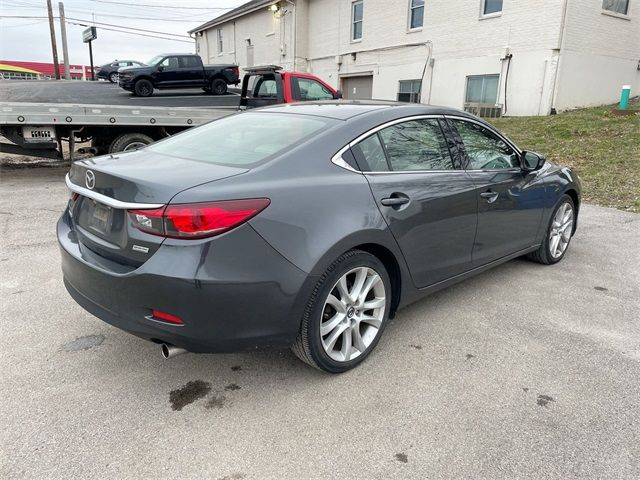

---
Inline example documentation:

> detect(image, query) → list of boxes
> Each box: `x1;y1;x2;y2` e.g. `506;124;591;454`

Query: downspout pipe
550;0;570;114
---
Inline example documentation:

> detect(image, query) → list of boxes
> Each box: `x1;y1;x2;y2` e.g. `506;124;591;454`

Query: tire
527;194;576;265
292;250;392;373
108;72;118;83
133;79;154;97
108;133;154;153
210;78;227;95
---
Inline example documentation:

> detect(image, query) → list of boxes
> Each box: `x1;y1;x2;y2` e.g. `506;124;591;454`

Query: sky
0;0;249;66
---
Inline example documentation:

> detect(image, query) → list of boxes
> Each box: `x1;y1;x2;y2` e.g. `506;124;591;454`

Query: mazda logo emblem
85;170;95;190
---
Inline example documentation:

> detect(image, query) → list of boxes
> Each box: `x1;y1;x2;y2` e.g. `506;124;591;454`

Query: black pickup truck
118;53;239;97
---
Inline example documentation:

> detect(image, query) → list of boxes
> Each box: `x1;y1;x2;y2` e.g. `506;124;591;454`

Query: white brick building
191;0;639;116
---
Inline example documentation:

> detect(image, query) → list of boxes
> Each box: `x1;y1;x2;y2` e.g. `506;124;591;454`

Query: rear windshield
146;112;335;167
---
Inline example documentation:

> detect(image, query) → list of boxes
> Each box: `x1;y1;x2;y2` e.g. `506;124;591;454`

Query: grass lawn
489;101;639;213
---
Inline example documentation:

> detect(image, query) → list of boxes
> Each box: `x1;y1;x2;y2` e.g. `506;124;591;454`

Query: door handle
480;190;499;203
380;194;410;207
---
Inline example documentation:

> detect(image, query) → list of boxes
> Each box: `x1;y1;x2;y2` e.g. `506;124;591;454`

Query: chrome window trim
65;174;164;210
330;113;524;175
331;114;457;174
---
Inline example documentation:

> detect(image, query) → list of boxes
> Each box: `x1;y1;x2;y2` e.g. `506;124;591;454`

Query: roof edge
189;0;277;34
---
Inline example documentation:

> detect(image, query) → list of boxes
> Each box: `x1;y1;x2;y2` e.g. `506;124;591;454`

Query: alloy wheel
320;266;386;362
549;202;574;259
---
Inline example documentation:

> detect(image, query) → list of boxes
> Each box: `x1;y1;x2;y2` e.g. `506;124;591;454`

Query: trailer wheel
134;79;154;97
109;133;154;153
210;78;227;95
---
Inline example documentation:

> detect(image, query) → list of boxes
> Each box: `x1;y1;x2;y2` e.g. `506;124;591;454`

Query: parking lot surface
1;167;639;479
0;80;241;108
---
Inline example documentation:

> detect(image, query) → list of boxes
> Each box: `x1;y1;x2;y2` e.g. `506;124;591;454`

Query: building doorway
341;75;373;100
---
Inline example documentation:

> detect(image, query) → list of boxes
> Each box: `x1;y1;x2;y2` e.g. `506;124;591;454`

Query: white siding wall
194;0;639;115
304;0;565;115
195;6;296;71
554;0;640;110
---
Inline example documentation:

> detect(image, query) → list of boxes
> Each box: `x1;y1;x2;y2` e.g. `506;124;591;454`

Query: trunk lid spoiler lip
65;174;164;210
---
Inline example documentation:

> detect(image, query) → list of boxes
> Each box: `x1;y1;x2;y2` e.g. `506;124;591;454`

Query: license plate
22;126;56;143
88;201;112;234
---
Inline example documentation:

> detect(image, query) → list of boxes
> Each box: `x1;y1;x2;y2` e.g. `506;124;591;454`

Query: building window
465;75;499;104
602;0;629;14
398;80;422;103
409;0;424;29
482;0;503;15
352;0;363;41
217;29;223;54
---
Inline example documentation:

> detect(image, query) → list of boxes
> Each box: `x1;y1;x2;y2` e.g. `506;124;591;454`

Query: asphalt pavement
0;79;241;108
1;168;639;479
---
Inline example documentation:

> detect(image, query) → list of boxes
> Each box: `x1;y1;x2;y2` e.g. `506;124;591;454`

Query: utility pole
46;0;60;79
58;2;70;79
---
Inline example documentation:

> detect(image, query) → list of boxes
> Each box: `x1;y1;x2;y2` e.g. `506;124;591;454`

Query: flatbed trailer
0;66;341;162
0;102;235;160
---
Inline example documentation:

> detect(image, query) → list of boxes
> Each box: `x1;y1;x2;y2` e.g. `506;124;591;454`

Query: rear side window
146;112;335;167
179;56;200;68
353;119;453;172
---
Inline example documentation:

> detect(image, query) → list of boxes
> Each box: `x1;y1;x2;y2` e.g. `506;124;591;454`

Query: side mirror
157;65;164;72
335;90;343;99
521;151;546;172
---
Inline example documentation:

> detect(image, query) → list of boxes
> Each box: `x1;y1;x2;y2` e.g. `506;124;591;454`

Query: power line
1;1;220;22
65;21;193;43
0;15;192;37
0;15;194;42
86;0;233;10
66;17;192;37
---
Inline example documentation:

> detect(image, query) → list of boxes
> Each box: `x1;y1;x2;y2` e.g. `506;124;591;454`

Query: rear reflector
151;309;184;325
129;198;270;239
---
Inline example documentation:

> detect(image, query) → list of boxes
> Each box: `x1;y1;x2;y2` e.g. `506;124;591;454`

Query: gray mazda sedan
59;102;581;372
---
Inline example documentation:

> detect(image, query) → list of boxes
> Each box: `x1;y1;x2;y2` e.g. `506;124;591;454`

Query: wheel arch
564;188;580;233
304;231;409;320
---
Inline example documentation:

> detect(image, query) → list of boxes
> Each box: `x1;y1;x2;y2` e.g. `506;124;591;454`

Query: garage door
341;75;373;100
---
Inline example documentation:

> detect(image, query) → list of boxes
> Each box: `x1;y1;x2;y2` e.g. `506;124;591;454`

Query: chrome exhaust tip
161;344;188;359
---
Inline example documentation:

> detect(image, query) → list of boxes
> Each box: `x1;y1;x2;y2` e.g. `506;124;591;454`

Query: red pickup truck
240;65;342;107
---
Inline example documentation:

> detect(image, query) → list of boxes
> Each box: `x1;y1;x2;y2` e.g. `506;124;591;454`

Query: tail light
231;66;239;77
150;309;184;325
128;198;270;239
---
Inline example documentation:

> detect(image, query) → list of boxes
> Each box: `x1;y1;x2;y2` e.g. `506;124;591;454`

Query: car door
352;117;478;288
446;117;546;266
153;56;179;88
178;56;204;87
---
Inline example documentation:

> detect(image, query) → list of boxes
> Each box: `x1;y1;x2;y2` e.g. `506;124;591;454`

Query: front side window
352;1;363;41
397;80;422;103
482;0;503;15
409;0;424;29
353;119;453;172
292;77;335;101
602;0;629;14
217;28;224;53
158;57;179;69
449;119;518;170
146;113;335;167
465;74;499;104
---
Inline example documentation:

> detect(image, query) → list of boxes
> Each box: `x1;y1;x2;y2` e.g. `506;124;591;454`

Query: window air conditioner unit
464;103;503;118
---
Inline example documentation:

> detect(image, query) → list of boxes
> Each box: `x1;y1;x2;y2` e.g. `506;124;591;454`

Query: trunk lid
68;150;249;267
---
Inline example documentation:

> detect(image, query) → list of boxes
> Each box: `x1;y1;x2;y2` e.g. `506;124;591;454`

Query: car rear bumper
58;212;312;353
